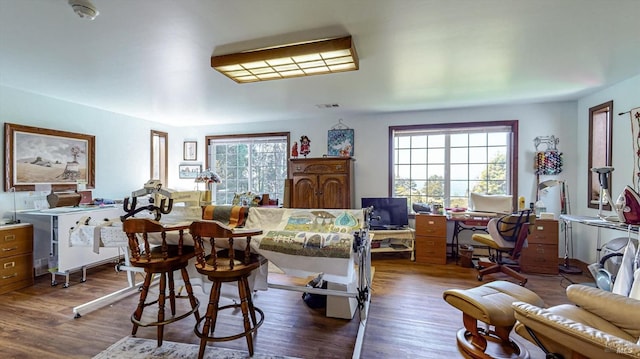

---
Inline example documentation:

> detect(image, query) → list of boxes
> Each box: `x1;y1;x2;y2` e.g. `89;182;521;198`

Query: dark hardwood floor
0;253;593;359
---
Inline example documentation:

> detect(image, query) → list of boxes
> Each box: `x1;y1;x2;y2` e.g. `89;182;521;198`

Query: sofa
513;284;640;359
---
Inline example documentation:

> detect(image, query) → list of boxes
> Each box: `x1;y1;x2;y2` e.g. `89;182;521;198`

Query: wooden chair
471;210;534;286
189;220;264;359
122;218;200;346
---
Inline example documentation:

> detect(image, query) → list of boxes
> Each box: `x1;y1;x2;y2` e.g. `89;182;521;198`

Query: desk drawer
0;225;33;257
415;235;446;264
520;244;558;274
528;220;558;245
415;216;446;237
0;253;34;294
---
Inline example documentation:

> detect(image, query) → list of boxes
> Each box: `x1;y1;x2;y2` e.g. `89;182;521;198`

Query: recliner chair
513;284;640;359
472;210;534;286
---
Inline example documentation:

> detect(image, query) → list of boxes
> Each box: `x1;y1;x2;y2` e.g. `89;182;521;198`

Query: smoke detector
69;0;99;20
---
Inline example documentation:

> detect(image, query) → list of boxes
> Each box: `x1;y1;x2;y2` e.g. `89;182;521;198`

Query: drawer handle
426;241;435;245
536;226;545;230
3;234;15;242
2;273;17;280
428;221;434;224
4;261;15;269
2;247;18;252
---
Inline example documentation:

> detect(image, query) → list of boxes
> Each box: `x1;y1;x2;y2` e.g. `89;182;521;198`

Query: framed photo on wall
4;123;95;192
183;141;197;161
179;164;201;179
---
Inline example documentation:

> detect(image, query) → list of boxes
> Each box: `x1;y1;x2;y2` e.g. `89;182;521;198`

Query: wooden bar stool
189;220;264;359
123;218;200;346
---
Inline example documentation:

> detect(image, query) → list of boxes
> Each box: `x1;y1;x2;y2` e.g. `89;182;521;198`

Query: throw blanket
68;216;129;253
202;205;248;227
245;207;365;282
258;210;361;258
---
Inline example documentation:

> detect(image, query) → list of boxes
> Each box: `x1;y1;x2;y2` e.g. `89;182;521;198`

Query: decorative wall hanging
4;123;95;192
327;119;354;157
534;135;563;175
620;107;640;191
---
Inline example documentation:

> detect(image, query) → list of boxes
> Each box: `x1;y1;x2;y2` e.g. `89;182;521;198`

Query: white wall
0;86;177;217
572;74;640;264
6;76;637;266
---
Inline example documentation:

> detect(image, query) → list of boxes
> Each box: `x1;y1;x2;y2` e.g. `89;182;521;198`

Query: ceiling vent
69;0;99;20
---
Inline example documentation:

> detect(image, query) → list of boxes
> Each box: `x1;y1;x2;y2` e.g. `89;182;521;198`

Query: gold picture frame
4;123;95;192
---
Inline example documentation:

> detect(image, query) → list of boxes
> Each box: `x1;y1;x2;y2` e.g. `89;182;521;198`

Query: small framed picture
179;164;201;179
183;141;197;161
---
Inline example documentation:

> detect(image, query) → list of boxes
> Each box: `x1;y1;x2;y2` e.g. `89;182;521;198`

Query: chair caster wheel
477;275;483;281
51;281;58;287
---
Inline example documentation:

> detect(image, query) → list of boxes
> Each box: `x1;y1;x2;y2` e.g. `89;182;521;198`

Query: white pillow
469;193;513;214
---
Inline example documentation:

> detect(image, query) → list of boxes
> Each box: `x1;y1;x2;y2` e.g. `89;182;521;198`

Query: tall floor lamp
537;179;582;274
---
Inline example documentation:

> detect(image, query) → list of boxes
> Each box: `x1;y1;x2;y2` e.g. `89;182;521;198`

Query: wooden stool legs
195;275;264;359
131;268;200;347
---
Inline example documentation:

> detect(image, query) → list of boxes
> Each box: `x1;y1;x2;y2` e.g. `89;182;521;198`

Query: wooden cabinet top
289;157;354;175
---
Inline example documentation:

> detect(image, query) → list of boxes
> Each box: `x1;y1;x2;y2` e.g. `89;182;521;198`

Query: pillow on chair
469;193;513;214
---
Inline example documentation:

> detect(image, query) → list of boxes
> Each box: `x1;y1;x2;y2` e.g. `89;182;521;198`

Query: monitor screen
361;197;409;230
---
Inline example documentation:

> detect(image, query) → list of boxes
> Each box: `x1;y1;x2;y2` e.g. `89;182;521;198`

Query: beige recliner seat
513;284;640;359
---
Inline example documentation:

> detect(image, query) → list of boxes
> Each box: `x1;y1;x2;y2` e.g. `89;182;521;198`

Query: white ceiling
1;0;639;127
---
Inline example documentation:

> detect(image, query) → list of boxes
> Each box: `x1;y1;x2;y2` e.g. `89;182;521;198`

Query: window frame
150;130;168;185
587;101;613;210
388;120;519;214
205;132;290;204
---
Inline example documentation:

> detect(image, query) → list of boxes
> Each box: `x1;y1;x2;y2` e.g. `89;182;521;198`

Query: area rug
93;336;301;359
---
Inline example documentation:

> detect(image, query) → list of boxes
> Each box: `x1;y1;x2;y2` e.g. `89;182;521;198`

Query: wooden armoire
289;157;355;209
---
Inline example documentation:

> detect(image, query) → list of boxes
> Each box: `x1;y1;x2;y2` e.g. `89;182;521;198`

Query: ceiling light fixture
68;0;99;20
211;36;358;83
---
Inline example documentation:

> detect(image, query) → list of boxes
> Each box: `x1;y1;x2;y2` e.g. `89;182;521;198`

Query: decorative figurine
339;144;352;158
300;135;311;157
291;141;298;158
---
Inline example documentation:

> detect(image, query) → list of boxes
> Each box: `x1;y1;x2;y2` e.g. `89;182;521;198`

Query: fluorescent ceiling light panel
211;36;359;83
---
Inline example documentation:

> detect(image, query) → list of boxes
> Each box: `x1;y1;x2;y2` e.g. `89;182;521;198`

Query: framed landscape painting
179;164;201;179
4;123;95;192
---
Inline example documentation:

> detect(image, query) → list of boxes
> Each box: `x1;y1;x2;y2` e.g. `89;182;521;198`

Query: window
588;101;613;210
150;130;168;185
390;121;518;212
206;132;290;205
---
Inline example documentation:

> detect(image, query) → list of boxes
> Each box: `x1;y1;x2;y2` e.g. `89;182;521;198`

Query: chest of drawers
520;219;558;274
415;214;447;264
0;223;34;295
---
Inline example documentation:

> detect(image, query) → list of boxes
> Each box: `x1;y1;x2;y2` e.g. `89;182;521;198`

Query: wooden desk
447;214;494;260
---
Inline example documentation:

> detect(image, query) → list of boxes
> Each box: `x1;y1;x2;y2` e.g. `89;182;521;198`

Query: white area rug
93;336;301;359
